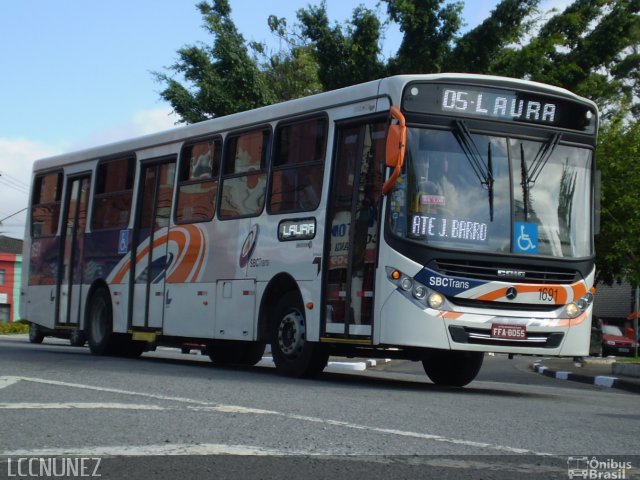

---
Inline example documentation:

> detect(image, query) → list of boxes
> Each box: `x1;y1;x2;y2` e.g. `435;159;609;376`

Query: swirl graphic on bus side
107;224;208;285
239;224;259;268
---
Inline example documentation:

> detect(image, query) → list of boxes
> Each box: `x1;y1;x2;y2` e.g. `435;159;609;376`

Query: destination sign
403;83;596;133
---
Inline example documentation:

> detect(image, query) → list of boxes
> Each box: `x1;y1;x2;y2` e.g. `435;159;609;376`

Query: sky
0;0;568;240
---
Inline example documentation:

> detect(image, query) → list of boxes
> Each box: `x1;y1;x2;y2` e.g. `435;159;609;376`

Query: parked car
601;324;637;357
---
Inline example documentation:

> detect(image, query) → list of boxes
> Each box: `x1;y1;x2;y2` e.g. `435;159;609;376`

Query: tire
422;350;484;387
270;291;328;378
69;329;86;347
208;341;265;366
87;287;114;355
28;323;45;344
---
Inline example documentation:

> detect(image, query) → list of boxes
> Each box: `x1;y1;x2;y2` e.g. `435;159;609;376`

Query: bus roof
31;73;597;173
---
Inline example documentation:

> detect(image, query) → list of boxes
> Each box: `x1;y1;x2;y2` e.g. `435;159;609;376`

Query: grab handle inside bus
383;105;407;195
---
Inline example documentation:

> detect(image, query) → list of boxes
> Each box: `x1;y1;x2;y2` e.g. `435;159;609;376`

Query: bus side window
31;171;63;238
91;157;135;230
219;129;269;219
269;117;326;214
175;138;221;224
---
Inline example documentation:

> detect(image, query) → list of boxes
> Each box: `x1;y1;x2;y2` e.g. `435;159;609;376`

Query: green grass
615;356;640;364
0;320;29;335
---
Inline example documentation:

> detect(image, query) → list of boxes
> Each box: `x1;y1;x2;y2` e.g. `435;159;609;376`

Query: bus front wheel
422;350;484;387
270;291;328;378
87;287;114;355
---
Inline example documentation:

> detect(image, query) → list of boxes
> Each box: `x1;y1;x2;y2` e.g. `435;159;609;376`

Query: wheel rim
278;309;305;357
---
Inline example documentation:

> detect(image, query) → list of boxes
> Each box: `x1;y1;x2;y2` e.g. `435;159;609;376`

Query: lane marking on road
0;376;20;390
0;375;553;456
0;402;165;410
1;443;293;457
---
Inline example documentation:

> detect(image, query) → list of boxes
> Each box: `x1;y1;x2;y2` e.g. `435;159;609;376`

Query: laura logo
278;218;316;241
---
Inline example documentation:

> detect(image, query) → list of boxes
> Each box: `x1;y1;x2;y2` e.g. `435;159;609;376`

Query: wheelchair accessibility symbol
514;222;538;254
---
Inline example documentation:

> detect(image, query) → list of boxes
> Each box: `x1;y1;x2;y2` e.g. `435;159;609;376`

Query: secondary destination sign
403;82;596;133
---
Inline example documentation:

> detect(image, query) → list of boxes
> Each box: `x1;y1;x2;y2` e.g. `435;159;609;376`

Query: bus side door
57;174;90;327
323;119;386;339
130;159;176;330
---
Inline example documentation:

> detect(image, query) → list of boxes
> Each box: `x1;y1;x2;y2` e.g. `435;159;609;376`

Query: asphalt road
0;335;638;479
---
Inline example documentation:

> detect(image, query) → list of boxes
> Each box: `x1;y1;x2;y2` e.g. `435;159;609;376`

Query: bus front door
56;175;90;328
130;159;176;331
323;120;386;340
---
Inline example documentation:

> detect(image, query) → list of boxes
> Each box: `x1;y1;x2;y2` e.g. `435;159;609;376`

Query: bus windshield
388;127;593;258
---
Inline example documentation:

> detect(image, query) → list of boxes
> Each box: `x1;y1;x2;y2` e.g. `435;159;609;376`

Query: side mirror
386;124;404;168
383;106;407;195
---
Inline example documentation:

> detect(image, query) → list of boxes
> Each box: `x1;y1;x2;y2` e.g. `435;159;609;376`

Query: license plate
491;324;526;340
618;348;630;353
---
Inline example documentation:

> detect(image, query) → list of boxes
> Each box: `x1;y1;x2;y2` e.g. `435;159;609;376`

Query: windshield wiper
453;120;494;220
487;142;494;221
520;143;529;221
520;133;562;221
529;132;561;184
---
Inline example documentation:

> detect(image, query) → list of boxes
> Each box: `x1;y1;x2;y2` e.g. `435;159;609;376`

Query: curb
532;362;640;394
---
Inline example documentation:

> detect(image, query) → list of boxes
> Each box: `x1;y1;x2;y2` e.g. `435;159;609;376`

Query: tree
297;2;385;90
251;15;323;102
156;0;639;119
594;119;640;286
154;0;275;122
446;0;538;73
385;0;464;73
493;0;640;119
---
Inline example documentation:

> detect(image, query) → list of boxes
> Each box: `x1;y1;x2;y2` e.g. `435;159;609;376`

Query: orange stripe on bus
476;284;569;304
166;229;191;283
571;282;587;299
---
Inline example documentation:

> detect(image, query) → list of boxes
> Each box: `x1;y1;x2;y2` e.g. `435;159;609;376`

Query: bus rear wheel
422;350;484;387
87;287;114;355
28;323;45;344
270;291;328;378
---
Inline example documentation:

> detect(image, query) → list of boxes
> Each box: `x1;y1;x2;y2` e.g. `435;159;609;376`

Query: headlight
562;290;595;318
413;286;427;300
400;277;413;291
606;340;616;346
386;267;448;311
564;303;580;318
428;292;445;309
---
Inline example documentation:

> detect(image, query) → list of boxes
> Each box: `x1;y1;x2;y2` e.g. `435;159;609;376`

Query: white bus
21;74;598;386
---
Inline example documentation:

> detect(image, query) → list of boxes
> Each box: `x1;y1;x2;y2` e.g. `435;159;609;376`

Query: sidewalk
532;357;640;394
